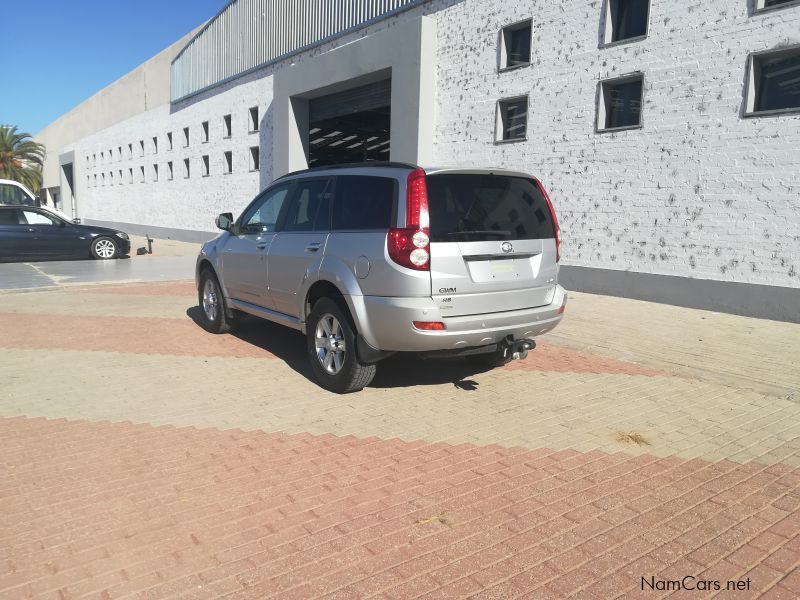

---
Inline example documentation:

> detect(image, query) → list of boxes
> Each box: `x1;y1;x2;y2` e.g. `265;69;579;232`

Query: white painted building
36;0;800;321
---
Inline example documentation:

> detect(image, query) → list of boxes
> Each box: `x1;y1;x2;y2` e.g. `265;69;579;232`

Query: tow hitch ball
503;338;536;361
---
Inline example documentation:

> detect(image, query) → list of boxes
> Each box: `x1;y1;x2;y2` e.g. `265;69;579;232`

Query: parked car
0;206;131;261
196;163;566;393
0;179;38;207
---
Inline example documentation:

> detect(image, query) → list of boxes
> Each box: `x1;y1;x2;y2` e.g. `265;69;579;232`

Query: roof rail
276;161;420;181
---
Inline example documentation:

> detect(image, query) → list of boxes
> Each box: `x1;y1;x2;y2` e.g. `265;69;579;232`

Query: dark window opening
600;76;643;130
202;155;210;177
497;98;528;142
426;174;555;243
249;106;259;132
502;21;532;69
332;176;397;231
249;146;260;171
202;121;209;143
753;49;800;113
223;114;232;138
607;0;650;43
223;151;233;174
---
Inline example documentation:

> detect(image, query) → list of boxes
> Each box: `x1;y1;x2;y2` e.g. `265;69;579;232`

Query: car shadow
185;307;492;391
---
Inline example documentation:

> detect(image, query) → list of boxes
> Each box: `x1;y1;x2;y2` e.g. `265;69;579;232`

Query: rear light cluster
536;181;561;262
412;321;446;331
387;168;431;271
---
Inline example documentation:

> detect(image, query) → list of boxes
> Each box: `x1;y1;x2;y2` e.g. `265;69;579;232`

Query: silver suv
196;163;567;393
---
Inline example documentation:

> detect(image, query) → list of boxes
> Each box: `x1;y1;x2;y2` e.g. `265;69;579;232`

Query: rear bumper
350;285;567;352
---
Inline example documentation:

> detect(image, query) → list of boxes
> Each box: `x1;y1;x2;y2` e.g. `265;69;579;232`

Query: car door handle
305;243;321;253
256;244;268;250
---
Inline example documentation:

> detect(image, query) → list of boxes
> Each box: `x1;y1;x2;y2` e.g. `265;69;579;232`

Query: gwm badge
501;242;514;254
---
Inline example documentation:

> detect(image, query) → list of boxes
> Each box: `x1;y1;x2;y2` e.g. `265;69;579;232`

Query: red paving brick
0;309;672;377
1;417;798;599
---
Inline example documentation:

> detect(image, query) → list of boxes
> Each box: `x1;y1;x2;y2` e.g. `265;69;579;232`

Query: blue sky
3;0;225;134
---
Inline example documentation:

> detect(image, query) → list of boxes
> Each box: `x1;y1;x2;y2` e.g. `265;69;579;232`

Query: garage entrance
307;79;391;167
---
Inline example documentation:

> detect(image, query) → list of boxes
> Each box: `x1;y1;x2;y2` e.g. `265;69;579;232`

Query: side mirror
72;218;82;224
215;212;234;231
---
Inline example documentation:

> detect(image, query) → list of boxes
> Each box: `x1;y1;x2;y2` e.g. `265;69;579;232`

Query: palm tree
0;125;46;193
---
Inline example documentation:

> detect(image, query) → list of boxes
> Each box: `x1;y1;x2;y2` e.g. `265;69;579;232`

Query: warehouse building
36;0;800;321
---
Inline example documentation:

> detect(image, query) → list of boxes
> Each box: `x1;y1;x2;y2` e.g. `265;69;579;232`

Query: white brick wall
431;0;800;288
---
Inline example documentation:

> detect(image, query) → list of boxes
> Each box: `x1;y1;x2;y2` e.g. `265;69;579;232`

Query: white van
0;179;37;207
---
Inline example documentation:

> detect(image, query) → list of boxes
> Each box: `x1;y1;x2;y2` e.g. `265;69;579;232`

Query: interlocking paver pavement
1;281;798;599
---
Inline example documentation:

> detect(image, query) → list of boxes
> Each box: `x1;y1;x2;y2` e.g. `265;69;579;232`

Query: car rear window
426;174;555;242
333;176;396;231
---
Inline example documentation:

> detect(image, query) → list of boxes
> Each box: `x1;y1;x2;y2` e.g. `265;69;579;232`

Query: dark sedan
0;206;131;261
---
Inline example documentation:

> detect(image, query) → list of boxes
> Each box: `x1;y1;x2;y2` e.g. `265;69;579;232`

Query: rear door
426;172;558;317
267;177;333;317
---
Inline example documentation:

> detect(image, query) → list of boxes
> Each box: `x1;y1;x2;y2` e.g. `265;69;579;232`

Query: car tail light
413;321;446;331
388;168;430;271
536;180;561;262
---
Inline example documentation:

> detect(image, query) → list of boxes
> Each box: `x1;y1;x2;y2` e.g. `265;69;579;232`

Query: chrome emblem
501;242;514;254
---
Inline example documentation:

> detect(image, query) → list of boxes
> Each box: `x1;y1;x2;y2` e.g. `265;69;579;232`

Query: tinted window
426;174;555;242
0;183;33;206
283;179;332;232
610;0;649;42
0;209;21;225
604;78;643;129
755;50;800;112
333;176;396;231
240;185;291;234
507;25;531;67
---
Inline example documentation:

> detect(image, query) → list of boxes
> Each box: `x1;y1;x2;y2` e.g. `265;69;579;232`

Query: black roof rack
275;161;419;181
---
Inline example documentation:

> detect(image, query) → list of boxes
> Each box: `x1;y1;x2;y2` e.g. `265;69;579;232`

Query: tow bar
502;337;536;361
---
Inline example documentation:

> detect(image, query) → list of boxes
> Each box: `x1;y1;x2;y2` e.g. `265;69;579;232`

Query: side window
0;183;32;206
282;178;332;232
21;210;58;226
240;185;291;234
0;209;21;225
333;176;396;231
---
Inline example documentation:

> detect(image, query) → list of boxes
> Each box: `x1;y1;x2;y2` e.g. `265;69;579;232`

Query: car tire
198;269;238;334
307;298;376;394
90;236;118;260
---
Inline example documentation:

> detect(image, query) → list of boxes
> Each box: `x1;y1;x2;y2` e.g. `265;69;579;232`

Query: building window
745;46;800;116
94;174;97;186
139;166;145;183
128;144;133;159
249;146;260;171
202;155;210;177
118;146;122;160
183;127;190;147
223;151;233;174
167;161;174;181
167;132;173;151
129;168;133;184
152;164;159;182
102;173;105;186
597;73;644;132
249;106;259;132
223;114;232;138
495;97;528;142
603;0;650;45
152;136;158;154
184;158;190;179
202;121;209;143
109;149;113;161
118;170;123;185
500;20;532;70
755;0;800;12
139;140;145;156
93;153;96;165
101;151;105;163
